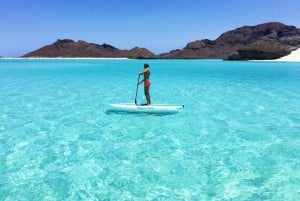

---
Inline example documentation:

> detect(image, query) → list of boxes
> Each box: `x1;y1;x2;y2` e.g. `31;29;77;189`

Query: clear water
0;59;300;200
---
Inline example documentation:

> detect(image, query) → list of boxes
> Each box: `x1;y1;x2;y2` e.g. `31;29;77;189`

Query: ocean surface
0;59;300;200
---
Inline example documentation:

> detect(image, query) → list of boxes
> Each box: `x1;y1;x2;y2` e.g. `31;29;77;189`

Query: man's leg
145;87;151;105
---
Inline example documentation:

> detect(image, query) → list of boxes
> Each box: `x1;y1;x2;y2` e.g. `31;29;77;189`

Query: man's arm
138;78;144;85
139;68;149;75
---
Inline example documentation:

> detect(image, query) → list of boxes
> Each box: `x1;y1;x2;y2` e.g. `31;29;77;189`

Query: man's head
144;63;149;68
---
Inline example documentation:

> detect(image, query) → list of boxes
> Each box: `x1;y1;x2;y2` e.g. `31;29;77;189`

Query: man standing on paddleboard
138;63;151;105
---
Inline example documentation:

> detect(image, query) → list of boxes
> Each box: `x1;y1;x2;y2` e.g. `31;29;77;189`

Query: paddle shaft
135;74;140;105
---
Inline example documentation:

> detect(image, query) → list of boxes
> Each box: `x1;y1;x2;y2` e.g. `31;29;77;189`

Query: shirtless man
138;63;151;105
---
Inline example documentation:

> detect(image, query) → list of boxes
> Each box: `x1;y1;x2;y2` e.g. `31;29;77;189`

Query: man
138;63;151;105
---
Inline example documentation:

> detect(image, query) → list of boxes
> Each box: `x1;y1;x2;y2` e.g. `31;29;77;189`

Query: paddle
135;74;140;105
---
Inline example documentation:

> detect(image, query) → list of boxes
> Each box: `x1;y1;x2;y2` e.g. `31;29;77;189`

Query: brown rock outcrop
160;22;300;60
228;41;293;60
23;39;156;59
126;47;157;59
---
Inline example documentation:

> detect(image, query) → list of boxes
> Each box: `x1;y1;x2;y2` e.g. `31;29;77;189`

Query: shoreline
1;49;299;62
275;48;300;62
0;57;129;60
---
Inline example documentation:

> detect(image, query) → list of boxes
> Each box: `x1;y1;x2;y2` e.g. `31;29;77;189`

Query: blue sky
1;0;300;56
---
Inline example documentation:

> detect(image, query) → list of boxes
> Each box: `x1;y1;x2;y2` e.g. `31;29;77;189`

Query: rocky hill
23;22;300;60
161;22;300;60
23;39;157;59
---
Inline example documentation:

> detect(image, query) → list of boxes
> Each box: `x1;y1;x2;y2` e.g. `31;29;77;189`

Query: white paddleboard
109;103;184;112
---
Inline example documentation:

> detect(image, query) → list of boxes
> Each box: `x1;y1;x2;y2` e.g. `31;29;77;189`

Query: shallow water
0;59;300;200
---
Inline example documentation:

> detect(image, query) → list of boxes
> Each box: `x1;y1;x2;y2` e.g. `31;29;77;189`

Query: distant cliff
23;39;157;59
23;22;300;60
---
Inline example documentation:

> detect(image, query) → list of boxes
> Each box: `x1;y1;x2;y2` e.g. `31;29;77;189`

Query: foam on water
0;59;300;200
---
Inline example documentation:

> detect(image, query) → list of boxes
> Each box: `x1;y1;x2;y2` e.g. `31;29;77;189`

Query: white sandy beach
1;49;300;61
275;48;300;61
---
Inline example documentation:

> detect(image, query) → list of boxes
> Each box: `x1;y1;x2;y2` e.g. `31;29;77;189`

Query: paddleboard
109;103;184;112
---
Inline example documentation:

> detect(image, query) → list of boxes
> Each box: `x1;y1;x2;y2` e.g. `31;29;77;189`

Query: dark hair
144;63;149;68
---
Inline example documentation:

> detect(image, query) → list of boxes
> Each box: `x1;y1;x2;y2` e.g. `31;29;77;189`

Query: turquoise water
0;59;300;200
